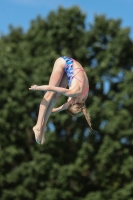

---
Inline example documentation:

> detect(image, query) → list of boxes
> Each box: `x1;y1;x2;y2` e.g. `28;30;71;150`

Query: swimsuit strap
74;68;84;75
73;68;89;98
76;83;89;99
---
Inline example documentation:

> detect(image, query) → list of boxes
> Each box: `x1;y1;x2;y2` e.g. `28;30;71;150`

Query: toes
33;126;42;144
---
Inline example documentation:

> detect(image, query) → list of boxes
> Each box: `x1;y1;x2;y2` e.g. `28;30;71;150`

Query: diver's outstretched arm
29;85;81;97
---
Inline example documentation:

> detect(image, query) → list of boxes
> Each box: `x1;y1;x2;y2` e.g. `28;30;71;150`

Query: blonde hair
67;103;93;130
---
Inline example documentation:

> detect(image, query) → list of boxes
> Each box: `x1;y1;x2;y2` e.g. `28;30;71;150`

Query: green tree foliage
0;6;133;200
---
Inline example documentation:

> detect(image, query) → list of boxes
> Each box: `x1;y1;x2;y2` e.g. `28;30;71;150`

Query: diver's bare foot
33;125;42;144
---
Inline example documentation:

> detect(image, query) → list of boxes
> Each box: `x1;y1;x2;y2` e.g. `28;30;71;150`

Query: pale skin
29;57;89;144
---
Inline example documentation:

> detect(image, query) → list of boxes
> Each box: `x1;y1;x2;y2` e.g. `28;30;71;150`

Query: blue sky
1;0;133;38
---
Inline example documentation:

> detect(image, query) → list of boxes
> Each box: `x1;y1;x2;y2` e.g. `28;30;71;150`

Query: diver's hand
29;85;38;91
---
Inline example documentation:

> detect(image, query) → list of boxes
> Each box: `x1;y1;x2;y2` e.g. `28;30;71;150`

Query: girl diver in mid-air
29;56;92;144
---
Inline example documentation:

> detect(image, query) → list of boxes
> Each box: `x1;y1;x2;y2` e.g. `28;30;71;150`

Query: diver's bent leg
33;91;55;144
41;93;61;144
41;74;68;144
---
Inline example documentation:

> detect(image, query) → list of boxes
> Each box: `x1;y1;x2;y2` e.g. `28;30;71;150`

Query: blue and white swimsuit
61;56;74;87
61;56;89;98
